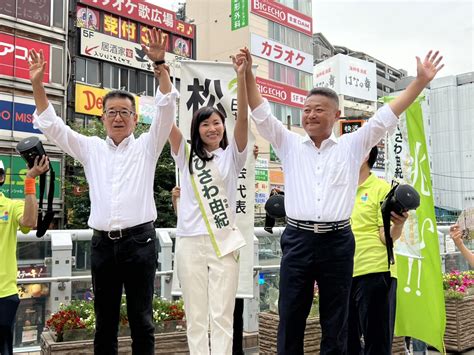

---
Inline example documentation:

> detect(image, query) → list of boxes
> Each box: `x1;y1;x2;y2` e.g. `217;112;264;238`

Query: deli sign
250;0;312;36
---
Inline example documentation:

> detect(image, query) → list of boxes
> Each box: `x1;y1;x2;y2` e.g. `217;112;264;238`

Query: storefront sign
251;33;313;74
80;29;188;76
79;0;195;39
0;155;61;200
231;0;249;30
250;0;312;36
314;54;377;101
256;76;307;108
340;119;363;135
255;169;268;181
75;83;108;116
269;170;284;184
0;33;50;82
0;96;43;135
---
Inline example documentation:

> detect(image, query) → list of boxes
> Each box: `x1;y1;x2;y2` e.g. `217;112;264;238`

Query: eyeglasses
103;109;135;119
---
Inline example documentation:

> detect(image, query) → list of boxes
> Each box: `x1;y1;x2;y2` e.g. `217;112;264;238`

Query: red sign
250;0;312;36
79;0;195;39
256;77;307;109
0;33;50;83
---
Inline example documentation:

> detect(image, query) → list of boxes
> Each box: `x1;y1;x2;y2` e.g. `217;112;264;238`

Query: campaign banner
79;0;195;39
251;33;313;74
250;0;312;36
0;33;50;83
178;61;256;297
256;76;307;108
385;96;445;352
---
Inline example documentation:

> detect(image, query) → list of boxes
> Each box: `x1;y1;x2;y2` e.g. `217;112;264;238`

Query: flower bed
45;296;185;342
443;270;474;352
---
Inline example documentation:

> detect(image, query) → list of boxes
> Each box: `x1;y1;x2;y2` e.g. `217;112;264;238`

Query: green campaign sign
231;0;248;30
0;155;61;200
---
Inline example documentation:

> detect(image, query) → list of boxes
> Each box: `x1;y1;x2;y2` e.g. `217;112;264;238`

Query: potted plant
442;270;474;352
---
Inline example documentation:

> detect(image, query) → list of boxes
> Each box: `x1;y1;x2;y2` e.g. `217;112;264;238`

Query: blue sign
0;100;42;134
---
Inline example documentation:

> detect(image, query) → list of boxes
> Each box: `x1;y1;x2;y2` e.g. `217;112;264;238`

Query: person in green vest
347;145;408;354
0;156;49;355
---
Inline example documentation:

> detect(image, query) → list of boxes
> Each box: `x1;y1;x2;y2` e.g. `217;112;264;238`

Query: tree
64;120;177;229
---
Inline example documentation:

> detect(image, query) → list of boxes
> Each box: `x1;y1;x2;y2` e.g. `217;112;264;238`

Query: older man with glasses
28;28;176;355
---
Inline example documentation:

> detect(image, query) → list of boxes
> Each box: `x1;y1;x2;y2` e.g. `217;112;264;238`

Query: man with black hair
29;28;175;355
237;47;443;354
347;145;408;355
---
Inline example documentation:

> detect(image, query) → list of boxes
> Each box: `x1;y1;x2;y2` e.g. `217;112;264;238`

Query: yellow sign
75;84;107;116
75;84;140;117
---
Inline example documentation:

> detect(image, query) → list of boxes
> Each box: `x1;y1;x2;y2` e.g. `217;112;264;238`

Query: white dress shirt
172;137;247;237
33;88;178;231
251;99;398;222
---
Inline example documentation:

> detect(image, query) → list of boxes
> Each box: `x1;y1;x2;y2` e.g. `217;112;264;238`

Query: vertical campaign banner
385;97;445;352
178;61;255;297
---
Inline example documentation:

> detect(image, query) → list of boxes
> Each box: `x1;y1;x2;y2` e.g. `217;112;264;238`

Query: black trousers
277;225;355;355
232;298;244;355
91;228;157;355
0;294;20;355
347;272;397;355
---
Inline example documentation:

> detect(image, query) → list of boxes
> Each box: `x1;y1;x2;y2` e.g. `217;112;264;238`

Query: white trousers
176;235;239;355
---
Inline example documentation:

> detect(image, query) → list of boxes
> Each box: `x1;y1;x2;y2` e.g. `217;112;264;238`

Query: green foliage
64;120;177;229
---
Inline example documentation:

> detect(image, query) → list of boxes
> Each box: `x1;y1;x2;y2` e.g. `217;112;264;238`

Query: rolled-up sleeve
33;103;91;163
348;104;399;160
145;85;180;158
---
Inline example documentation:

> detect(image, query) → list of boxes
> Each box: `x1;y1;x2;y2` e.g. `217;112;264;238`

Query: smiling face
101;96;137;145
198;112;225;151
302;94;341;146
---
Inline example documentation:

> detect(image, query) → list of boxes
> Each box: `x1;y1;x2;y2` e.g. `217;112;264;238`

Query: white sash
186;145;246;258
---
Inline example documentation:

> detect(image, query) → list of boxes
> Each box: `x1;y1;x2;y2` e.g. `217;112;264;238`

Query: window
50;47;64;85
75;58;99;85
269;62;312;91
275;0;311;16
269;102;302;126
268;22;312;52
1;0;66;29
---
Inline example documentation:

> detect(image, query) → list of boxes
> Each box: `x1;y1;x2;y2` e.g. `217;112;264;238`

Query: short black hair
103;90;136;112
368;145;378;169
306;87;339;108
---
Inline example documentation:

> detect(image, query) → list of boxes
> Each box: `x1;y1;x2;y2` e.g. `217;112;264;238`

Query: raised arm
389;51;444;117
238;47;263;110
450;224;474;268
231;54;248;152
153;64;182;156
237;47;292;152
19;156;50;228
141;29;179;157
29;49;91;163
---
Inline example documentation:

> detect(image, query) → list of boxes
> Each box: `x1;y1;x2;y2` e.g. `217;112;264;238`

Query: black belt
287;217;350;234
93;221;154;240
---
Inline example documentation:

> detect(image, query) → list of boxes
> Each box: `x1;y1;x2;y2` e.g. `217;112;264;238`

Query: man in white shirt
28;29;176;355
237;48;443;354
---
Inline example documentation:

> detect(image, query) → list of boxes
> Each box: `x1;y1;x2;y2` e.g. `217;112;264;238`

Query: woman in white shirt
166;56;249;354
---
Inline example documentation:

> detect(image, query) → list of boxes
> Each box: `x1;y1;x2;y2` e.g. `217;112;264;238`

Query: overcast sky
148;0;473;77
